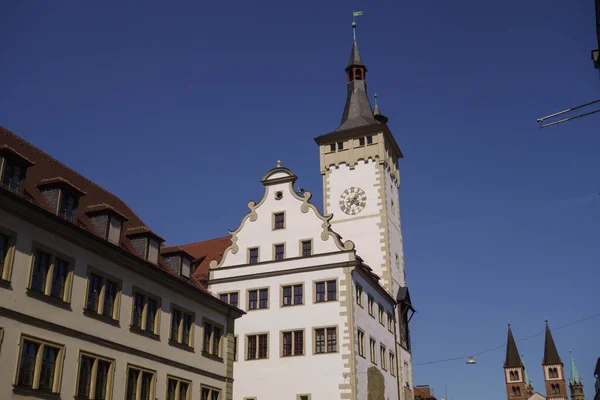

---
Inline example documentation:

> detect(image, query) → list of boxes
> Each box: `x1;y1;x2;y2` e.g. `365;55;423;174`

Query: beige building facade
0;127;243;400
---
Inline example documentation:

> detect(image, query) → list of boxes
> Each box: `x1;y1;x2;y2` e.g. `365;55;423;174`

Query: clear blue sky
1;1;598;398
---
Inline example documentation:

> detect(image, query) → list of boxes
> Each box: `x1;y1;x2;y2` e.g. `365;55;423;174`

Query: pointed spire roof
373;93;389;124
505;324;522;367
569;351;583;385
347;40;365;69
336;40;377;131
543;320;562;365
521;354;534;390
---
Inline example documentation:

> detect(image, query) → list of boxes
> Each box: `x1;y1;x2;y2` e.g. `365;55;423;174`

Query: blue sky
1;1;598;398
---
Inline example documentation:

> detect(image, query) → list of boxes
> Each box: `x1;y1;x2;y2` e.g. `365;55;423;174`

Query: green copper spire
570;351;583;386
521;354;534;390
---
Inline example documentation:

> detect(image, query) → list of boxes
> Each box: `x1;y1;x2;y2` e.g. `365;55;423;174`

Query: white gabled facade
208;164;402;400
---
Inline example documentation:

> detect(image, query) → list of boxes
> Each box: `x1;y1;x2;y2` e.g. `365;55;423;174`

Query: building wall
0;210;232;400
352;272;399;400
326;160;388;288
208;166;399;400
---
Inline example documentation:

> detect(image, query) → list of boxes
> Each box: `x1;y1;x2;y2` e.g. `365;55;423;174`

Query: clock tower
314;23;414;397
314;30;405;297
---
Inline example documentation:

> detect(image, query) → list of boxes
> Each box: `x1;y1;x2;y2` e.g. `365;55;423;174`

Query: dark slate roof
336;79;377;131
347;40;365;68
505;325;522;368
543;322;562;365
396;286;415;311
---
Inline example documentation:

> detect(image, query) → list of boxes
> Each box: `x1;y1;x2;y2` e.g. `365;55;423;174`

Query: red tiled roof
414;386;436;400
179;236;231;280
0;125;207;292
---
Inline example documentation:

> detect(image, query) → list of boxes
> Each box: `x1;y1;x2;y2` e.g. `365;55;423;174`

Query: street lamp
466;356;477;365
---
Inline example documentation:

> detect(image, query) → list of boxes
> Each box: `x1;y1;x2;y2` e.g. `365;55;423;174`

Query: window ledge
0;278;12;289
282;353;304;357
169;339;195;353
281;303;304;308
314;299;338;304
26;288;71;310
314;351;338;356
83;309;120;327
245;357;269;361
129;325;160;341
201;350;224;362
246;308;269;312
13;385;61;399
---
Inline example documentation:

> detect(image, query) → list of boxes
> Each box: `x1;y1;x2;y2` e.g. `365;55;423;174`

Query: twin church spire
504;322;584;400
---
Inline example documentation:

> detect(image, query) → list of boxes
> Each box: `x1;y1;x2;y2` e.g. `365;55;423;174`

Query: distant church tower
542;321;568;400
314;20;414;395
504;324;530;400
569;351;585;400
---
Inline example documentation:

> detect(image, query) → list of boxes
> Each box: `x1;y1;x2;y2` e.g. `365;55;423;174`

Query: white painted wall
210;166;401;400
326;160;387;284
353;272;399;400
0;211;230;400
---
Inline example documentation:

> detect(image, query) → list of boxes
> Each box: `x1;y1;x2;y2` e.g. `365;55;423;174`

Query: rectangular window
2;161;24;191
170;307;194;347
29;247;73;303
315;280;337;302
85;271;121;321
274;244;285;260
201;386;221;400
248;248;259;264
166;376;190;400
0;231;15;282
282;330;304;356
357;329;365;358
16;336;64;394
219;292;239;308
58;191;78;222
380;345;387;370
329;144;336;152
233;336;238;361
337;142;344;150
388;312;394;333
202;320;222;358
126;365;155;400
76;352;114;400
356;285;363;307
273;212;285;230
370;338;377;364
248;288;268;310
358;137;365;146
301;240;312;257
378;304;385;325
390;353;397;376
131;291;160;335
246;334;268;360
314;327;337;354
367;135;373;144
282;284;303;306
368;295;375;317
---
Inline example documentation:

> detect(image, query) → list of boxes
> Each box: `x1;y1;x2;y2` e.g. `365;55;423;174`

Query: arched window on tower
509;371;515;380
552;384;560;394
512;386;521;396
355;68;363;80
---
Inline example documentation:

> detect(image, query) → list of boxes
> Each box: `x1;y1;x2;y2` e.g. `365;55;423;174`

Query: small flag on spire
353;11;364;17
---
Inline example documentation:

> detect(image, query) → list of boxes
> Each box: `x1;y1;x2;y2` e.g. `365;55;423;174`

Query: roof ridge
179;235;231;247
0;125;140;219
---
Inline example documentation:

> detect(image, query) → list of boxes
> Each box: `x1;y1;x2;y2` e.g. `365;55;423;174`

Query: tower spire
336;15;379;132
521;354;534;393
543;320;562;365
505;324;522;367
570;351;583;385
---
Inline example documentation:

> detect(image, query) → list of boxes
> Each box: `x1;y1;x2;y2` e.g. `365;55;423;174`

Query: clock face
339;187;367;215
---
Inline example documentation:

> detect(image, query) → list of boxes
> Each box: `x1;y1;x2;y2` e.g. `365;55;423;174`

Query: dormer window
84;204;129;244
0;145;34;193
160;246;194;278
126;227;165;265
37;177;86;223
59;191;77;221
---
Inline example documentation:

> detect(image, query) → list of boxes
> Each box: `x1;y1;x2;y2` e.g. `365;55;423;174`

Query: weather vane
352;10;363;40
